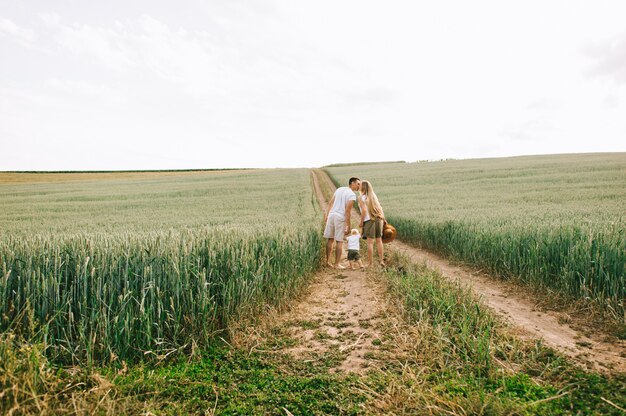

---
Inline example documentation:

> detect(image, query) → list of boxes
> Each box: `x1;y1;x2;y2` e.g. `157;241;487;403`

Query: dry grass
0;332;150;415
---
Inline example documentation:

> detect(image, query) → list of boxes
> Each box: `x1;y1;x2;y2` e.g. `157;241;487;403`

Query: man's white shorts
324;213;346;242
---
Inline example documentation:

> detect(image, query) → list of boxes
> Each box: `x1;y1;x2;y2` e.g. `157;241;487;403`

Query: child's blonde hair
351;228;359;235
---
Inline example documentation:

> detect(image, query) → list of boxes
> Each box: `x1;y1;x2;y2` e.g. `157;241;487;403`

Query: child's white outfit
347;234;361;261
347;234;360;250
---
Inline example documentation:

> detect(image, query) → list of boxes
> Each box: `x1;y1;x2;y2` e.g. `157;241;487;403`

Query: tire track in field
263;169;388;373
315;169;626;373
393;241;626;373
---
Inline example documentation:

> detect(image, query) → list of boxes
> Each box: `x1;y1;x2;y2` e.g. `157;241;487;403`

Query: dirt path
313;169;625;373
248;169;386;373
281;267;388;373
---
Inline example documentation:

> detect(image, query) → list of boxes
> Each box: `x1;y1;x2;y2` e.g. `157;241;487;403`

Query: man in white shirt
323;177;361;268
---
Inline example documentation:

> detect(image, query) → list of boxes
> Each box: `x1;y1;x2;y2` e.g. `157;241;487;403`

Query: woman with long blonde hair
359;180;386;267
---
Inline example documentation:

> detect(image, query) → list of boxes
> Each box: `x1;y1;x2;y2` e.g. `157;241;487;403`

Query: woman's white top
360;194;371;222
347;234;360;250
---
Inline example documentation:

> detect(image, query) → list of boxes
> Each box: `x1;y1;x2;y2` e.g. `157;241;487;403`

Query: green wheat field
1;153;625;415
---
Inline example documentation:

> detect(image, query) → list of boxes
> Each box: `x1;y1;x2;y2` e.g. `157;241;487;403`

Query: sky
1;1;625;170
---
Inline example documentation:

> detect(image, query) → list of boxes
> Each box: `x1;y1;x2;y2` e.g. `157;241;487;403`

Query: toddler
346;228;365;270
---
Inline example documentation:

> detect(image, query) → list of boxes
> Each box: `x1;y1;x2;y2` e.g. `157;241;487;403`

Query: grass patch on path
111;344;366;415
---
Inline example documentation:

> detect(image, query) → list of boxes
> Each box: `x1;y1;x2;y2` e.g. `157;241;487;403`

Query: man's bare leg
325;239;335;266
334;241;345;269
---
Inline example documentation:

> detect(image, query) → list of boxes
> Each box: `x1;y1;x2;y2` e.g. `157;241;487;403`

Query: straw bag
381;221;397;244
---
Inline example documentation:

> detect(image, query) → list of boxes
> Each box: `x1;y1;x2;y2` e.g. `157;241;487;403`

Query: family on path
323;177;387;269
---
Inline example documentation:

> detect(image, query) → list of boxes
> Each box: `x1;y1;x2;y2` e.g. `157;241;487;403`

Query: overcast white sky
1;1;625;170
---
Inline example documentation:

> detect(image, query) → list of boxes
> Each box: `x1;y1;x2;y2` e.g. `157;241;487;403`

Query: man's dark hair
349;177;360;185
